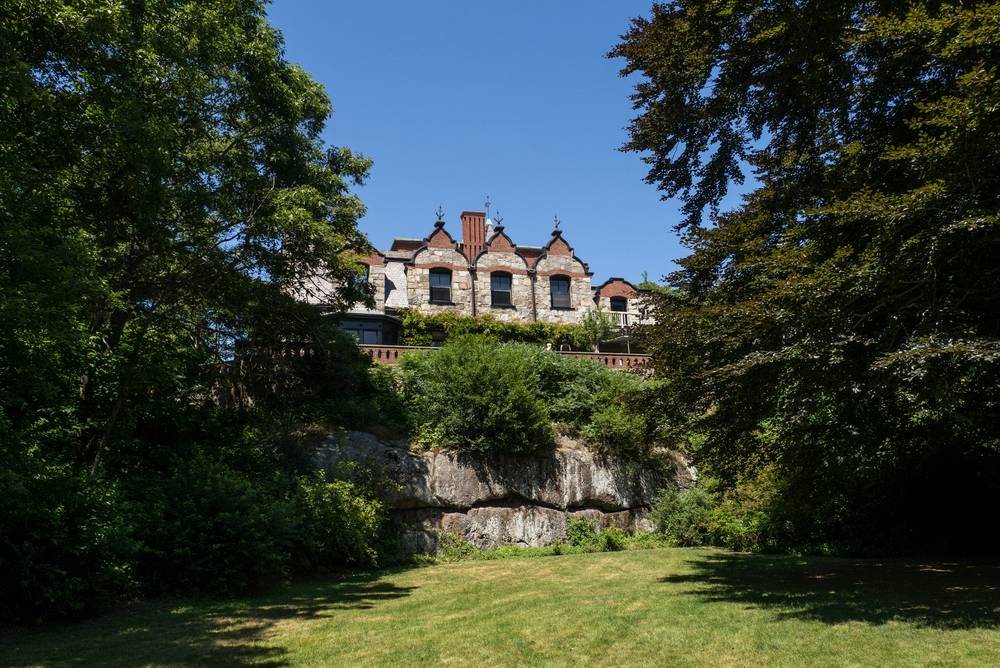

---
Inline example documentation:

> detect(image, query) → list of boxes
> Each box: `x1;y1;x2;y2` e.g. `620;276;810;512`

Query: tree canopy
612;1;1000;549
0;0;384;621
1;0;373;465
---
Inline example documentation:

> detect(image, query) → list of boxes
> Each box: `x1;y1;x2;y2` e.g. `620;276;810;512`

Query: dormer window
609;296;627;312
491;272;512;307
429;268;452;303
550;275;571;308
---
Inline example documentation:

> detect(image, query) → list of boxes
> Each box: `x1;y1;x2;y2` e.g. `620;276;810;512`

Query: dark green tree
0;0;380;620
1;0;372;466
612;2;1000;549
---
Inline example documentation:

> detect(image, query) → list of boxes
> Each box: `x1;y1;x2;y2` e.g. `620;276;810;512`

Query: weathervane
435;205;445;221
485;195;492;219
494;210;503;225
553;214;561;230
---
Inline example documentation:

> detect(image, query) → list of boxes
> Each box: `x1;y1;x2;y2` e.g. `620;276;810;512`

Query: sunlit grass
4;548;1000;666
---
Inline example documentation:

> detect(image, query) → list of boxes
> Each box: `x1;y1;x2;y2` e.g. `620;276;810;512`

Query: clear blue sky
266;1;747;284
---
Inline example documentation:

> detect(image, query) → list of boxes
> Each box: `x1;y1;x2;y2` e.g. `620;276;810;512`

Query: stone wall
407;246;474;315
595;278;639;313
474;250;533;322
534;254;593;324
315;431;693;553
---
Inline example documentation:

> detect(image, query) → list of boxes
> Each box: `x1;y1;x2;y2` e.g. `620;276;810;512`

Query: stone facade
407;244;474;316
304;208;654;344
390;215;601;328
594;277;639;312
534;250;592;325
473;229;533;321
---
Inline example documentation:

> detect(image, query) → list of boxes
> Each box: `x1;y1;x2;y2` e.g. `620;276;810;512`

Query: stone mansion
304;209;647;345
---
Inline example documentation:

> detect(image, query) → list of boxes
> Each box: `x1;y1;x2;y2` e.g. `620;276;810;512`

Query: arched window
609;296;628;312
491;272;512;307
429;268;452;303
550;275;571;308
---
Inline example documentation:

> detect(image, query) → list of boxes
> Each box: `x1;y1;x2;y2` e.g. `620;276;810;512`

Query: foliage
566;517;601;548
396;335;554;453
0;0;388;621
650;471;783;552
289;469;385;572
0;452;134;624
651;486;716;547
600;527;628;551
397;309;586;349
127;457;386;597
1;0;375;469
578;307;617;352
394;335;662;457
128;456;293;595
613;1;1000;551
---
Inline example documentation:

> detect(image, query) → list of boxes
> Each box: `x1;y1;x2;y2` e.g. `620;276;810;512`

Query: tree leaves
617;1;1000;548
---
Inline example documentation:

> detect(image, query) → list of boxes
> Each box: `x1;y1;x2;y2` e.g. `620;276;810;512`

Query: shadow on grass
660;552;1000;629
1;570;417;668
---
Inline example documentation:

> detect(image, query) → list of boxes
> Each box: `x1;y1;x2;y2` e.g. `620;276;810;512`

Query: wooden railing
358;345;651;371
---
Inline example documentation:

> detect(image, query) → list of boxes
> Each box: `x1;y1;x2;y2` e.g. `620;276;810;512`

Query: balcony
608;310;647;328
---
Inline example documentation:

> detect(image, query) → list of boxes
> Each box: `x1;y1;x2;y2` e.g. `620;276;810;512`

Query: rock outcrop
315;431;692;552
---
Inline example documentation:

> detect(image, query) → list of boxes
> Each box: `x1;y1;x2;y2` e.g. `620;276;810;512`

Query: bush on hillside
128;456;387;596
566;517;601;548
392;335;663;458
397;335;554;453
0;453;134;624
651;472;779;551
129;456;294;594
288;469;385;571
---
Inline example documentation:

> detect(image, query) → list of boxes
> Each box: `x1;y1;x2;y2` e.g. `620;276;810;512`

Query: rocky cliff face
315;431;692;552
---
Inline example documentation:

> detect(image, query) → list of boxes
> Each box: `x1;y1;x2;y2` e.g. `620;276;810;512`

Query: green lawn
4;548;1000;667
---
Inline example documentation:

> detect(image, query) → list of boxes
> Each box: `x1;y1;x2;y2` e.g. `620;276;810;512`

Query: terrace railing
357;344;651;371
608;311;651;328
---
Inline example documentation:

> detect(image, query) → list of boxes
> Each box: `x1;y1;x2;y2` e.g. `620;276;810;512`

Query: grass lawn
3;547;1000;667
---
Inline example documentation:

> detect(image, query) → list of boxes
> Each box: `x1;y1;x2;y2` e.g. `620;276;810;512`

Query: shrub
650;486;715;546
531;352;617;427
565;517;600;548
582;403;647;456
397;335;553;453
388;335;664;459
578;307;616;352
129;456;294;595
600;527;628;552
290;469;385;571
436;531;480;561
0;454;134;624
650;471;781;551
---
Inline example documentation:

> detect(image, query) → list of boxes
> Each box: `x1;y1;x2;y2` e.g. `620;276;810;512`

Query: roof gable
427;221;456;249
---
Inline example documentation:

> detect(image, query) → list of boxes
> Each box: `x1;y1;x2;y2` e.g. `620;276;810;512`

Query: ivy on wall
397;309;587;349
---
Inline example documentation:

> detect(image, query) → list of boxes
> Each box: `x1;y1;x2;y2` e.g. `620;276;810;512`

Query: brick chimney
460;210;486;261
